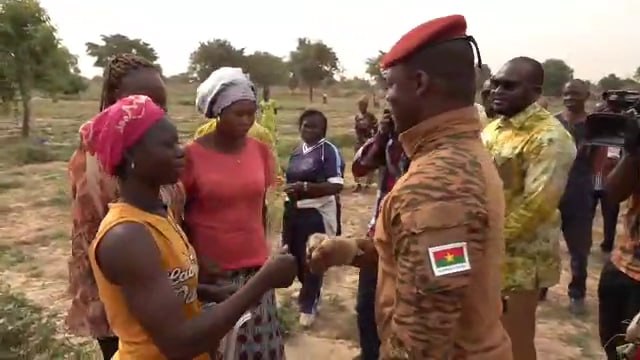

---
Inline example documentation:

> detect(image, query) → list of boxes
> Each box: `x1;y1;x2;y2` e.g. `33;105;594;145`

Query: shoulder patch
427;242;471;276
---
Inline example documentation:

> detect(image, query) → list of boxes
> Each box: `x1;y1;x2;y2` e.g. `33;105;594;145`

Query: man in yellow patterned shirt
481;57;576;360
259;87;279;138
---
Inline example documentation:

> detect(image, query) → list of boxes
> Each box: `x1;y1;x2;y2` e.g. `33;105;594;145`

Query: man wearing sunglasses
481;57;576;360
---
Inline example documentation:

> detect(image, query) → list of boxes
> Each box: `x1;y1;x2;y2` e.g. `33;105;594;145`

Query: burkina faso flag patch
427;242;471;277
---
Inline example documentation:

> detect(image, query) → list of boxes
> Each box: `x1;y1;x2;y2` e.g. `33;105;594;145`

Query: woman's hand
284;182;305;198
255;246;297;289
284;182;304;193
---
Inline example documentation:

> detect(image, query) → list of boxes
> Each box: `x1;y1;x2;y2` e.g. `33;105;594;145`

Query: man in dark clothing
555;79;594;315
351;109;404;360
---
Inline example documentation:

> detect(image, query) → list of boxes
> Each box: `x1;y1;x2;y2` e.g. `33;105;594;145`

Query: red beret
380;15;468;69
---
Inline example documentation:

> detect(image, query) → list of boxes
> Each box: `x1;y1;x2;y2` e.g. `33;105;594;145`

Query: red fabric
80;95;165;175
181;138;275;271
380;14;467;69
351;137;378;178
592;146;619;178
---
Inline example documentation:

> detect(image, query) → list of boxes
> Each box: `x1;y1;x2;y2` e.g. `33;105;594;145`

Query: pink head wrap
79;95;165;176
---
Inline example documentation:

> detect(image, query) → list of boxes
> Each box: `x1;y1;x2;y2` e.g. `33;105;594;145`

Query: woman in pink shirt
181;68;284;359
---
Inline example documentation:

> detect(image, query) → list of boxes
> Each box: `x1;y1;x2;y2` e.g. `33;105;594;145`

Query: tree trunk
18;81;31;138
308;86;314;102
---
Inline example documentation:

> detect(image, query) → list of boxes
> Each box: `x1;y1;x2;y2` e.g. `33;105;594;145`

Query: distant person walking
66;53;185;360
259;87;279;139
353;96;377;192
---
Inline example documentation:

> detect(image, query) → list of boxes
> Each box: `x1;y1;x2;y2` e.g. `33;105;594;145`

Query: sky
39;0;639;82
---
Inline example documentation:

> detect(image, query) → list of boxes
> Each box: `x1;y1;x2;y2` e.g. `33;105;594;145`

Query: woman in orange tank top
66;54;186;360
87;95;297;359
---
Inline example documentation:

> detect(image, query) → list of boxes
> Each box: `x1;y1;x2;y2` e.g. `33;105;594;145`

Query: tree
0;0;79;137
289;38;339;102
0;57;17;114
622;78;640;91
339;76;370;90
541;59;574;96
245;51;288;90
86;34;158;69
634;66;640;82
365;51;386;87
598;73;625;91
38;45;87;98
188;39;246;82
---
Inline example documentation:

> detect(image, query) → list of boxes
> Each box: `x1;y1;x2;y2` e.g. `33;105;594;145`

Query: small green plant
0;245;33;267
0;178;23;192
3;141;56;165
0;140;75;166
276;296;299;338
0;286;90;358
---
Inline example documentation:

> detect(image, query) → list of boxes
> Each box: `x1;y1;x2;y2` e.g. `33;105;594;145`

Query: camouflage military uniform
374;107;512;359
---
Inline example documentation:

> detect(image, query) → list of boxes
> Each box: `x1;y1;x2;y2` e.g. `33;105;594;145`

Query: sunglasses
490;79;522;92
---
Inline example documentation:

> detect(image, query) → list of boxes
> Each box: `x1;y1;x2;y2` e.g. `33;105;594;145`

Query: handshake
254;234;374;290
306;233;361;274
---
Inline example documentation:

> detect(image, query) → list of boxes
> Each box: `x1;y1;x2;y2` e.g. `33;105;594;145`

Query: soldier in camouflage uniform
481;57;577;360
310;15;513;359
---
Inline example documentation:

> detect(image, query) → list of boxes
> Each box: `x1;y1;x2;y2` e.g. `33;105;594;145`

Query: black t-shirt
556;113;594;210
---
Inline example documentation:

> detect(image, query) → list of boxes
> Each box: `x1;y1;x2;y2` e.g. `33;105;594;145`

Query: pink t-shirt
181;138;275;270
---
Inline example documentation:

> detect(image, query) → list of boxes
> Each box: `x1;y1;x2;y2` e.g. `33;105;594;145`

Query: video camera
584;90;640;147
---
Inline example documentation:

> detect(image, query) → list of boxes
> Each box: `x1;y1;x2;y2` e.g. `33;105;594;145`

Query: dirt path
0;163;606;359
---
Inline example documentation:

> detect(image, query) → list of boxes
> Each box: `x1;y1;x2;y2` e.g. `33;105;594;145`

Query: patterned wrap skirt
204;267;286;360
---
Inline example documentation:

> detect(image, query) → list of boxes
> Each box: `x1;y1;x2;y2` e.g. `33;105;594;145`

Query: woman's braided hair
99;53;158;111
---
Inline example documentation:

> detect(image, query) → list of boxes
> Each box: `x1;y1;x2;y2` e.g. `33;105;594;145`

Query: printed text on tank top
166;214;199;304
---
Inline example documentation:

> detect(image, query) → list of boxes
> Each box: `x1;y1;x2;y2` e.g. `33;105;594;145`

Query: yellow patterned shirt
192;119;284;235
481;103;576;291
259;99;278;136
193;119;275;149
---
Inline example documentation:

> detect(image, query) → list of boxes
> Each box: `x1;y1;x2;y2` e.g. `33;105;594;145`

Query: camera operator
598;112;640;359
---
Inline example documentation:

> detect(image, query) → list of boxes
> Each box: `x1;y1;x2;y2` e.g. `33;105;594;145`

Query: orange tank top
89;202;210;360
